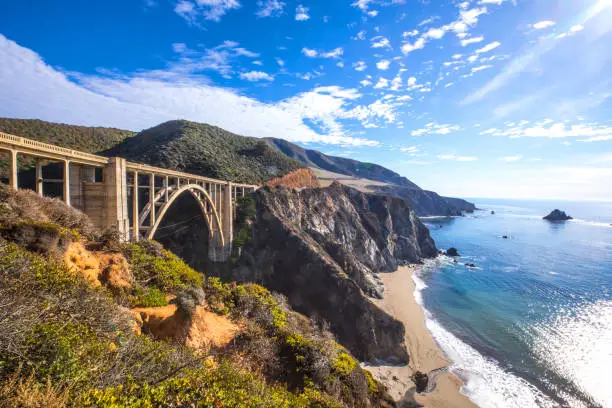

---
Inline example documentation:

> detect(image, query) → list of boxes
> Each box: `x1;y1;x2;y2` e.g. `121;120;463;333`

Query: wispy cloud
412;122;461;136
240;70;274;81
295;4;310;21
256;0;285;18
174;0;240;24
530;20;555;30
301;47;343;59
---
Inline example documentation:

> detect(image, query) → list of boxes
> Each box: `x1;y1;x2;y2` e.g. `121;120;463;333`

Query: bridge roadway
0;131;258;261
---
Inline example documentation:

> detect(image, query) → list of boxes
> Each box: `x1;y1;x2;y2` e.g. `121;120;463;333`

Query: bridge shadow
152;191;212;272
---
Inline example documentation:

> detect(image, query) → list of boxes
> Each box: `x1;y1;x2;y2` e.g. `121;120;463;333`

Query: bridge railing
0;131;110;166
125;161;258;189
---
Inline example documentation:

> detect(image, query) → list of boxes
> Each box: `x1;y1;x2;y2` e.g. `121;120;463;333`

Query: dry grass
0;368;69;408
0;184;97;239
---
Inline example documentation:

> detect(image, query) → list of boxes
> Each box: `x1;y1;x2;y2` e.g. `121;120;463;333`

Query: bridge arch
145;184;225;249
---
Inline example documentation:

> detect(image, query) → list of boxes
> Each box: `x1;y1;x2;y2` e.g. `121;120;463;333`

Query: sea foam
413;264;559;408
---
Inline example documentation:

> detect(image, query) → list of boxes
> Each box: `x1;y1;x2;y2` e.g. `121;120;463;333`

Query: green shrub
122;241;202;291
80;360;341;408
332;352;358;377
132;287;168;307
24;322;108;384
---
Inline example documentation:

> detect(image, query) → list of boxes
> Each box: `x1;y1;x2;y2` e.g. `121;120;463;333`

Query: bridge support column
63;160;70;206
9;150;18;190
104;158;129;241
35;159;43;197
132;171;139;242
221;182;233;260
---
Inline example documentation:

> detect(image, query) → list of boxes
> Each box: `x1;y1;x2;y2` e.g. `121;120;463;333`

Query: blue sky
1;0;611;200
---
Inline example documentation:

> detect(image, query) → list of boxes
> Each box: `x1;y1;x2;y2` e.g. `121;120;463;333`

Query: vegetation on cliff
0;184;394;407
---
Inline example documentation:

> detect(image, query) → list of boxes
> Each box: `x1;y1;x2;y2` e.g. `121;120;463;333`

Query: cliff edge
236;182;437;363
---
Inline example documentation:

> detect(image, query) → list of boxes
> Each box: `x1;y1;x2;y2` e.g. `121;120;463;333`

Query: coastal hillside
104;120;305;184
266;138;475;216
0;184;395;407
0;118;135;153
234;182;438;363
265;137;419;187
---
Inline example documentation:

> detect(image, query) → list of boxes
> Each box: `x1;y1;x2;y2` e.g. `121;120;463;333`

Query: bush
132;287;168;307
80;360;341;408
122;240;202;292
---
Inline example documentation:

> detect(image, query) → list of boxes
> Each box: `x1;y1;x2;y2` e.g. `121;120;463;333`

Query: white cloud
472;64;493;73
531;20;556;30
295;4;310;21
371;36;391;49
401;37;426;54
374;77;389;89
499;155;523;162
275;57;285;67
0;34;382;147
302;47;343;59
172;43;188;53
240;70;274;81
353;61;367;71
482;121;612;140
376;60;391;70
360;79;373;87
403;29;419;37
256;0;285;17
174;0;240;23
354;30;367;40
412;122;461;136
367;10;378;17
556;24;584;39
461;36;484;46
437;154;478;161
400;145;420;156
425;27;446;39
475;41;500;54
301;47;318;57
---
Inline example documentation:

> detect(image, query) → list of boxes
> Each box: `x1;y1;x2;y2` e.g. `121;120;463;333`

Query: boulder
543;209;573;221
446;247;460;257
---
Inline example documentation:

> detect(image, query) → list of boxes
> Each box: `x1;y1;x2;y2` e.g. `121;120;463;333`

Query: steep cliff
237;183;437;363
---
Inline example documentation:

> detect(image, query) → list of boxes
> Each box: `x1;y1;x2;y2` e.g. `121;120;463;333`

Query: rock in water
543;209;573;221
446;247;460;257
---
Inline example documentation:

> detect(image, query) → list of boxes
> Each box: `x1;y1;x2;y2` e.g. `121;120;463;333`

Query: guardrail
0;132;110;165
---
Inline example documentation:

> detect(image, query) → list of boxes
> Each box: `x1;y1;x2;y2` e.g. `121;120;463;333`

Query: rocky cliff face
236;183;437;363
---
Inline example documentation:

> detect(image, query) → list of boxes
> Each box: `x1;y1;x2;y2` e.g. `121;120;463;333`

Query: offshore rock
239;182;437;363
543;209;573;221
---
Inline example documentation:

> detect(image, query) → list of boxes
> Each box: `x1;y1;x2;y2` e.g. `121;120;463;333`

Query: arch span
145;184;224;248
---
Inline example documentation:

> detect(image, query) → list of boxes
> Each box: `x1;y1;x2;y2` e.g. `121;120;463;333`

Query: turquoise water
419;199;612;408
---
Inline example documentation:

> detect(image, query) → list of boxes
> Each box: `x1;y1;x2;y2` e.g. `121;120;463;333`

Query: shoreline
367;265;477;408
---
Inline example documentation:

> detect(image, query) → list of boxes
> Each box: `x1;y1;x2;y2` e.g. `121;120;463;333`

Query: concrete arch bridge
0;132;258;261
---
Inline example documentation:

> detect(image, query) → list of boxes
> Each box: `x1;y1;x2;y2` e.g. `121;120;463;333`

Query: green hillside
104;120;304;184
0;118;135;153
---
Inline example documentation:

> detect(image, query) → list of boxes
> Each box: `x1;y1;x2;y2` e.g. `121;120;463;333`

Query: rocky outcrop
543;209;573;221
237;183;437;363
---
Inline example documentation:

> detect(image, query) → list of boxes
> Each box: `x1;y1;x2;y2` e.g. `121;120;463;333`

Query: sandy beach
367;265;477;408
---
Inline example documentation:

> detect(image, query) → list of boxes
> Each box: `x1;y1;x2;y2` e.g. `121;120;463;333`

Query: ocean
418;199;612;408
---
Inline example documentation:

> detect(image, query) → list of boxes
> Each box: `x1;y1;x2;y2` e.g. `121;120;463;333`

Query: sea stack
543;209;573;221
